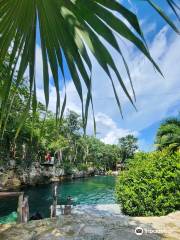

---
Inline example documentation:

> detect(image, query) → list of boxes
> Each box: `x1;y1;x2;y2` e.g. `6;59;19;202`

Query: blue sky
35;0;180;151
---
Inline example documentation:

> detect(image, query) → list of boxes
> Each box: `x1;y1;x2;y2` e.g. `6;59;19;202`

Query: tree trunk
73;143;78;163
17;194;23;223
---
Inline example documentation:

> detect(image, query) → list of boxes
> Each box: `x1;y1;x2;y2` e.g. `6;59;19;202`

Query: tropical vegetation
116;150;180;216
0;77;122;172
155;117;180;152
118;134;138;164
116;119;180;216
0;1;179;133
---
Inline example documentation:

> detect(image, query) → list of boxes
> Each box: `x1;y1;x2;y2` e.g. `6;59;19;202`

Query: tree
0;78;41;167
62;110;82;163
155;117;180;152
118;135;138;163
0;1;179;131
0;60;124;171
63;110;82;136
76;136;120;170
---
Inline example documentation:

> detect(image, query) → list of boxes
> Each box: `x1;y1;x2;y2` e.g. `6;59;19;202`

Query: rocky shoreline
0;161;98;191
0;208;179;240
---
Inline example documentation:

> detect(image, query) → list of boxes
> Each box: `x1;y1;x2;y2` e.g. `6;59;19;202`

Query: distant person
45;152;51;163
67;196;73;205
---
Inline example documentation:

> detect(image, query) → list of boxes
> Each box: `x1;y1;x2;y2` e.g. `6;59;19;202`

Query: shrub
62;162;74;175
115;150;180;216
106;170;113;175
77;163;88;171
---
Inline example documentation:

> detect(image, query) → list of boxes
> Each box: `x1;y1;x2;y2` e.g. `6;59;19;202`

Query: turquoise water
0;176;116;223
0;212;17;224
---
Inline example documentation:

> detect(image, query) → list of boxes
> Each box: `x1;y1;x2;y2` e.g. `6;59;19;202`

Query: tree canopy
118;134;138;163
155;116;180;152
0;77;121;172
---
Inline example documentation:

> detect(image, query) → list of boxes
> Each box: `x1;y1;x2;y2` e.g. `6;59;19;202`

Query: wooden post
64;196;72;215
17;194;29;223
17;193;24;223
22;196;29;223
50;183;58;218
56;149;62;165
64;205;71;215
0;192;29;223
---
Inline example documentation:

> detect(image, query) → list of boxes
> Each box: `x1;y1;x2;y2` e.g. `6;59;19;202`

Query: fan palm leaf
0;0;179;132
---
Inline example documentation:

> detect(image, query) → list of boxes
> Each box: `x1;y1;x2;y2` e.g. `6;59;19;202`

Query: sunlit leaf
0;0;179;133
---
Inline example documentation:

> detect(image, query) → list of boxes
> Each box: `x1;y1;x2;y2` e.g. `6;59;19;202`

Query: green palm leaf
0;0;179;133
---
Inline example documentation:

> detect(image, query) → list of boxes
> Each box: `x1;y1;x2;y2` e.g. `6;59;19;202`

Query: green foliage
106;170;113;175
155;116;180;152
0;80;120;171
48;136;68;152
62;161;74;175
0;77;41;167
118;134;138;163
76;137;121;171
116;150;180;216
64;110;82;135
0;1;179;130
77;163;88;171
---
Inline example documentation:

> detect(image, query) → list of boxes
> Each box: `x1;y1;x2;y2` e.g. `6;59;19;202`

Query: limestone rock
1;211;179;240
0;161;95;191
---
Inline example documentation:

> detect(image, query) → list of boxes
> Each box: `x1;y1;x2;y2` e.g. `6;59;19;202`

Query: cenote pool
0;176;116;223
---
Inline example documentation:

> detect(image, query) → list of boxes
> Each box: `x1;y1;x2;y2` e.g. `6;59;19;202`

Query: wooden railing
0;192;23;198
0;192;29;223
0;184;72;223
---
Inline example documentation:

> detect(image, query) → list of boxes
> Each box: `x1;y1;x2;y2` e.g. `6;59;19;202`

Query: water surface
0;176;116;220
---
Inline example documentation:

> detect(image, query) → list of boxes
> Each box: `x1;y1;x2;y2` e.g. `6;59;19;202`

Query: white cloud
118;27;180;131
36;26;180;148
35;44;52;89
37;80;81;114
23;44;52;89
95;113;138;144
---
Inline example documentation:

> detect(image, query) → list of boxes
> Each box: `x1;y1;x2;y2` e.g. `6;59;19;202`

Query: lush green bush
62;162;74;175
106;170;113;175
77;163;88;171
115;150;180;216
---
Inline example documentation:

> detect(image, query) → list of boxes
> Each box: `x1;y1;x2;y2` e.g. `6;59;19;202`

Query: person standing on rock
45;152;51;163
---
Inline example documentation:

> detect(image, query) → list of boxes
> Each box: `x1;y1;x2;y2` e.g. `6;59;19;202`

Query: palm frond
0;0;179;134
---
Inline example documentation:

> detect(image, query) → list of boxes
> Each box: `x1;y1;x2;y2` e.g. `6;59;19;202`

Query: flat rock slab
0;206;179;240
57;204;122;217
